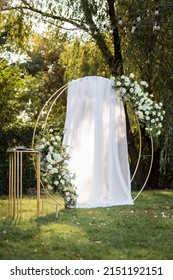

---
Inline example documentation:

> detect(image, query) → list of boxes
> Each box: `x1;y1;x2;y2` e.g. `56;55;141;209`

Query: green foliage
0;59;25;128
0;11;32;53
59;38;111;82
0;124;35;194
1;0;173;186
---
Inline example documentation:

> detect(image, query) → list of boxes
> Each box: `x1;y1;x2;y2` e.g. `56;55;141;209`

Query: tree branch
80;0;114;73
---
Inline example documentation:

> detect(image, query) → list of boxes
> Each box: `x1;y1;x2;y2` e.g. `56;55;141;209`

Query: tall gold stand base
8;150;40;218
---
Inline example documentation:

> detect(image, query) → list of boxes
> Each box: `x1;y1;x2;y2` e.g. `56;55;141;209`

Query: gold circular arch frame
32;84;154;202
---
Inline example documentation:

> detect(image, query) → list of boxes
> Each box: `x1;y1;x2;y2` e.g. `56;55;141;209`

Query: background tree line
0;0;173;193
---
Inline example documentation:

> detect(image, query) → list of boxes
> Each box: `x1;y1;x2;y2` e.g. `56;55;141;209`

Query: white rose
50;168;58;174
137;91;143;97
125;82;130;87
47;164;52;170
60;179;65;185
54;180;59;186
121;87;126;95
49;146;53;153
46;154;52;162
136;111;144;120
55;135;61;142
129;73;135;79
39;144;45;150
130;88;134;93
116;81;121;86
125;77;130;83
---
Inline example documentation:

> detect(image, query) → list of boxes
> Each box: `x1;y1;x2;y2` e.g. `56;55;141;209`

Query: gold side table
8;149;40;218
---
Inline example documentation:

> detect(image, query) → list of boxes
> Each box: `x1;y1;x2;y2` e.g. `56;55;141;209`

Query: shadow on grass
0;190;173;259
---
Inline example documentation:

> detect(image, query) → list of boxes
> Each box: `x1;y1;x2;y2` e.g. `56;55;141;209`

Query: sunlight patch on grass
0;190;173;259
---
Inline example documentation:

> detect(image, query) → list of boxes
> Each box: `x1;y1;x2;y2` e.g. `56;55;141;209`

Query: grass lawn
0;190;173;260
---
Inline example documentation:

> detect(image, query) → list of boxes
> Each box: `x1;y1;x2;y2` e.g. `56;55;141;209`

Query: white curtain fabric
63;76;133;207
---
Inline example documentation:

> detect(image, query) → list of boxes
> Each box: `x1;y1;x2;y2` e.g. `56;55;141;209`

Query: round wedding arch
32;80;154;202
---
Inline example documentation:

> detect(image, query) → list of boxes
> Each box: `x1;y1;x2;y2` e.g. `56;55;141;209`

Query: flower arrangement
113;73;165;138
36;127;77;208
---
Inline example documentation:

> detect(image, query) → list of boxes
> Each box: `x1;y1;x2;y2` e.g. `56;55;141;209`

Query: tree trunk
147;149;160;188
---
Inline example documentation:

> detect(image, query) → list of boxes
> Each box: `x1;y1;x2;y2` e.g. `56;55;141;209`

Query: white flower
49;146;54;153
121;87;126;95
47;164;52;170
114;75;164;138
137;91;143;97
55;135;61;142
46;154;52;162
39;144;45;150
116;81;121;86
50;168;58;174
54;153;63;162
155;103;160;109
140;81;148;87
129;73;135;79
125;77;130;83
125;82;130;87
136;111;144;120
49;128;53;133
38;129;77;208
60;179;65;185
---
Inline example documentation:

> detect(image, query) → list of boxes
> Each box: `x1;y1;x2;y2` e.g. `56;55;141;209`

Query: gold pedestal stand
8;149;40;218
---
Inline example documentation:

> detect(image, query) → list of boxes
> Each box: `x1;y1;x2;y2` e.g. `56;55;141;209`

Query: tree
2;0;173;187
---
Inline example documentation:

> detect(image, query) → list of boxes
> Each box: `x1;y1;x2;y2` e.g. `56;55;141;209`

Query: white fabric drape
63;76;133;207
